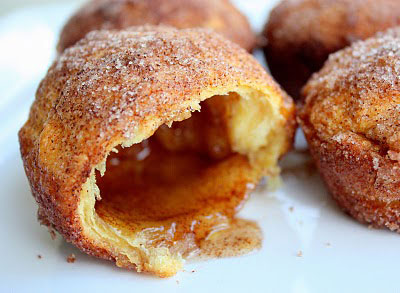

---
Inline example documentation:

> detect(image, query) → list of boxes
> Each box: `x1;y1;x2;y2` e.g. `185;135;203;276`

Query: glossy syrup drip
95;97;262;259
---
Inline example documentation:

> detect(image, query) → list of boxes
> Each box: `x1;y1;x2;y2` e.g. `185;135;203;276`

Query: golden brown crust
263;0;400;99
57;0;256;53
20;26;295;276
299;27;400;232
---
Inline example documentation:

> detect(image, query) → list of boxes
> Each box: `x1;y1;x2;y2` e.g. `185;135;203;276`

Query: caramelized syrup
95;97;262;259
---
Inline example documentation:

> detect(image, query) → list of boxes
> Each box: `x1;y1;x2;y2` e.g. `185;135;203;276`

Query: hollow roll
299;28;400;232
57;0;256;53
263;0;400;99
19;26;295;277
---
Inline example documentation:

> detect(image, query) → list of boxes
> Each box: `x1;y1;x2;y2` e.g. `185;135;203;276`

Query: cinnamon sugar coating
57;0;256;53
19;26;295;277
299;27;400;232
263;0;400;99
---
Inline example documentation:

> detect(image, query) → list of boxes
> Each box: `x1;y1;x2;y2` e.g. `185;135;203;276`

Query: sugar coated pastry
57;0;256;53
299;27;400;232
263;0;400;99
20;26;296;277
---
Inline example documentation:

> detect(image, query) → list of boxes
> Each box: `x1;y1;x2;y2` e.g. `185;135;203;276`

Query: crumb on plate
48;229;57;240
67;254;76;263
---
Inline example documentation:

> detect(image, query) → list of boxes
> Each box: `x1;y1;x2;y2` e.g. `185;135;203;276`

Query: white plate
1;1;400;292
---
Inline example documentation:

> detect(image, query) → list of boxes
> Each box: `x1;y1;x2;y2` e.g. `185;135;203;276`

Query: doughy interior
79;90;280;275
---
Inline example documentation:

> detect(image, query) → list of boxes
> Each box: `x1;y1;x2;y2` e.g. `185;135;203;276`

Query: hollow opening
94;92;261;257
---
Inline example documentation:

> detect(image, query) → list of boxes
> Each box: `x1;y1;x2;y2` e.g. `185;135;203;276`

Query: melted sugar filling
94;93;262;258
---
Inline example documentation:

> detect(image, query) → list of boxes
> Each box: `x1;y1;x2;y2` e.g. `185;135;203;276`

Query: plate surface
1;1;400;292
